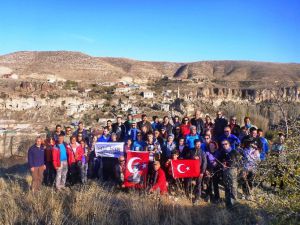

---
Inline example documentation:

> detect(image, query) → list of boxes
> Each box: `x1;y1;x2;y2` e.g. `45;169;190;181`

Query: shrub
64;80;78;90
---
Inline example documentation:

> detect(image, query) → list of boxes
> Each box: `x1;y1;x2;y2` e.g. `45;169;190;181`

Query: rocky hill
1;51;300;84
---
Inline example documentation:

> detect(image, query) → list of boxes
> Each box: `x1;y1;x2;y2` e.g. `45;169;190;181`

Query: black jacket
112;123;126;141
187;147;207;175
190;118;205;136
214;117;228;137
219;148;240;168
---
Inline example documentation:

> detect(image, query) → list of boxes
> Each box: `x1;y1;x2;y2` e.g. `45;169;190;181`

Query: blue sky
0;0;299;62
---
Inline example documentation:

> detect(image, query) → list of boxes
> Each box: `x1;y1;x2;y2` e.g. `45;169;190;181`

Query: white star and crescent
177;164;189;174
127;157;142;173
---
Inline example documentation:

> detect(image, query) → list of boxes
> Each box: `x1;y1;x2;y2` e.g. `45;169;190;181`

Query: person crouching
114;156;126;189
149;161;168;195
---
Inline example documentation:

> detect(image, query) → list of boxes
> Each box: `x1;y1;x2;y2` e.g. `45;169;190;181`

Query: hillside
1;51;300;83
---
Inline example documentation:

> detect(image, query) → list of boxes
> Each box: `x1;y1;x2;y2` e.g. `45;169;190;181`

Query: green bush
64;80;78;90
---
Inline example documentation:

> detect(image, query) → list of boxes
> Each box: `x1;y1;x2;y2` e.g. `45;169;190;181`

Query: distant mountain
1;51;300;83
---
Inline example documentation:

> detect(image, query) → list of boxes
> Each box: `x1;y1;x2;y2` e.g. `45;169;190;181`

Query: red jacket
151;168;168;194
67;143;84;166
45;145;53;163
52;143;71;169
180;124;191;138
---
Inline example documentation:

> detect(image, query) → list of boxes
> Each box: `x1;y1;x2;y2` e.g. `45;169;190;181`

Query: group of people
28;110;285;208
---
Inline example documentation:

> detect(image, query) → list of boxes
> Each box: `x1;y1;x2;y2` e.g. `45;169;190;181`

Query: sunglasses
224;130;230;132
119;160;125;162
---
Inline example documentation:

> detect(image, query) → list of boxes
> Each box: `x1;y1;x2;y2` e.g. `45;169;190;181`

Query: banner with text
95;142;124;158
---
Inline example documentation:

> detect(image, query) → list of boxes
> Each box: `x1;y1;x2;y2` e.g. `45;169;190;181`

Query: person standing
53;134;69;190
213;111;228;140
161;116;173;135
257;129;269;161
191;110;205;136
185;126;201;150
28;137;46;192
53;124;65;142
240;138;260;200
151;116;161;131
137;114;153;133
44;137;56;186
73;121;89;143
205;142;222;203
180;116;191;138
64;126;73;144
124;114;133;135
68;136;84;185
127;121;140;142
229;116;241;138
162;134;177;161
97;127;111;142
219;139;240;208
112;116;126;141
219;126;241;150
186;140;207;204
79;139;90;184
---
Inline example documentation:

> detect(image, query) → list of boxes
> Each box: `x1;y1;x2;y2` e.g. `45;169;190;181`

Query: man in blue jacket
219;126;241;150
28;137;46;192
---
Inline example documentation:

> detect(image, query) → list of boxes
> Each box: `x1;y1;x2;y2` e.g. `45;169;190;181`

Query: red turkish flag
124;151;150;188
171;159;200;178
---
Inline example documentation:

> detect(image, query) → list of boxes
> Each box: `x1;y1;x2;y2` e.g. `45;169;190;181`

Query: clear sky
0;0;299;62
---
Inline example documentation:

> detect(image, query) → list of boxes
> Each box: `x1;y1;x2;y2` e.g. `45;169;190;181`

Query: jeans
93;157;103;180
184;177;203;200
55;161;68;189
223;168;238;207
80;163;88;184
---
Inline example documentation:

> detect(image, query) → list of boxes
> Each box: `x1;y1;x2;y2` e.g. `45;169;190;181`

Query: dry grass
222;103;270;132
0;172;268;225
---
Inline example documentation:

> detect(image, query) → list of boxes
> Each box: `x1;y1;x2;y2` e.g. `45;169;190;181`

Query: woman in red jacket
68;136;84;185
149;161;168;195
180;116;191;138
44;137;56;186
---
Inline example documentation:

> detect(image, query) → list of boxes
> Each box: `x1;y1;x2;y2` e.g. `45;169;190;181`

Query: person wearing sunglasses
180;116;191;138
219;126;241;151
201;134;212;152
